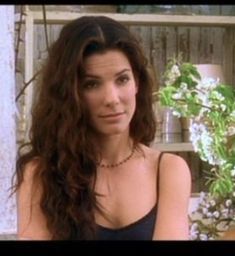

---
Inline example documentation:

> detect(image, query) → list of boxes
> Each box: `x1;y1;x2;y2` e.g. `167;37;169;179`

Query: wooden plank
223;28;234;85
15;12;235;27
148;27;159;92
189;27;200;64
198;27;212;64
151;26;167;87
129;25;151;61
129;25;160;92
177;26;190;61
165;26;177;62
210;27;224;65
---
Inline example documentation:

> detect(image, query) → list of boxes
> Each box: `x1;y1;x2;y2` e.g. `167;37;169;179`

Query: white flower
165;64;181;86
199;234;208;241
170;64;181;78
196;77;219;91
179;82;188;92
227;126;235;136
189;122;222;165
211;90;225;101
199;192;206;203
189;123;207;146
225;199;232;207
209;200;216;207
213;211;220;218
221;209;229;218
190;232;198;240
172;92;182;100
190;222;199;231
230;110;235;118
202;208;208;215
220;104;226;111
231;168;235;177
206;212;213;218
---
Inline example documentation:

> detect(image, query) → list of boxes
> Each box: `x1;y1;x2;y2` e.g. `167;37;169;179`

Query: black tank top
94;152;164;240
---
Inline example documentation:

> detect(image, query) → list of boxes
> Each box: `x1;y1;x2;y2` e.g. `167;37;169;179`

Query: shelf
15;11;235;27
152;142;194;152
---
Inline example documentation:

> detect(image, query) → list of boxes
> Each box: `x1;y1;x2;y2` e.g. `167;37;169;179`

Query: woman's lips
99;112;125;122
100;112;124;118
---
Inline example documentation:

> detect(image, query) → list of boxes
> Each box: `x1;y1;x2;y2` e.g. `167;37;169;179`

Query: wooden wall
32;24;235;91
129;25;235;88
16;5;235;193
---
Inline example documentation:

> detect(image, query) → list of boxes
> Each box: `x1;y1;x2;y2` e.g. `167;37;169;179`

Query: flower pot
162;107;182;143
180;117;193;142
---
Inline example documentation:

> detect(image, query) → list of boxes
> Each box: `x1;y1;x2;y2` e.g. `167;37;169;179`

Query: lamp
194;64;225;83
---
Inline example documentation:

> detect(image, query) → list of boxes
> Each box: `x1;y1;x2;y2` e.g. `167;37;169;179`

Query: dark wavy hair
14;16;157;240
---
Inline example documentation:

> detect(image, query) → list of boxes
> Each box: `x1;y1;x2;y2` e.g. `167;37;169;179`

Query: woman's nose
103;84;120;106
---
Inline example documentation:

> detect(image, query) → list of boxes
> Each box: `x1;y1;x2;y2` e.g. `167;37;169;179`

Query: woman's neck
94;133;134;167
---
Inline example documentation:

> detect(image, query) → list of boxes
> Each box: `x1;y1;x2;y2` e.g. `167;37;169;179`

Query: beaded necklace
97;146;135;168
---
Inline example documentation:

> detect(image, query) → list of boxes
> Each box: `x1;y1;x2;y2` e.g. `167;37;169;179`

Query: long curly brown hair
14;16;157;240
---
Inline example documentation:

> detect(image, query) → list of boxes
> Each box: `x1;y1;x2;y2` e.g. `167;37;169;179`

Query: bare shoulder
153;153;192;239
160;153;190;173
136;145;191;190
17;158;51;239
18;158;43;204
158;152;191;194
138;145;190;175
18;159;42;201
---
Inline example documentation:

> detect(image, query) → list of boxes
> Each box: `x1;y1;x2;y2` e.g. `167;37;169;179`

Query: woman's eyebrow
115;69;131;77
84;68;131;79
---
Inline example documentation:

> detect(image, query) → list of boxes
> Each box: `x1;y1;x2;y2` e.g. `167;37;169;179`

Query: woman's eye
117;75;130;85
83;80;99;89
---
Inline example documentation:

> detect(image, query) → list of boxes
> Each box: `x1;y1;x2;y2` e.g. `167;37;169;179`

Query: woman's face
81;49;138;137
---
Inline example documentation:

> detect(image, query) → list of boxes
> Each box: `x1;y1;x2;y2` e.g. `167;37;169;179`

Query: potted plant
158;55;235;240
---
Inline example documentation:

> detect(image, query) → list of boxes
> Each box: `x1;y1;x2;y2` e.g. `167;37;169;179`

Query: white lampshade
194;64;225;83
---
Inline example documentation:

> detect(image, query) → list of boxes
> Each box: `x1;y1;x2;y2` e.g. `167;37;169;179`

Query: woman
15;16;191;240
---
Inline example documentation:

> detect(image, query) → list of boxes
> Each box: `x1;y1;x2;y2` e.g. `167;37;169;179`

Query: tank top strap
156;152;164;204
